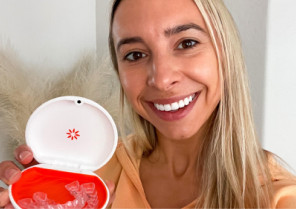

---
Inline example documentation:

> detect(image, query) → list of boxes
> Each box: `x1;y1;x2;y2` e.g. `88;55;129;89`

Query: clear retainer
17;181;99;209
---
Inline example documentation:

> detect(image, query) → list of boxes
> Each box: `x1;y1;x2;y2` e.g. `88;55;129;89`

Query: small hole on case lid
77;100;81;104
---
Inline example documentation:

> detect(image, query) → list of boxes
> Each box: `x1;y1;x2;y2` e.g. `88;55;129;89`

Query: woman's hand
105;180;116;207
0;145;35;208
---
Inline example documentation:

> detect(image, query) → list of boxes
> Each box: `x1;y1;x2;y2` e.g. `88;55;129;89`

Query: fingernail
19;151;32;161
5;168;19;179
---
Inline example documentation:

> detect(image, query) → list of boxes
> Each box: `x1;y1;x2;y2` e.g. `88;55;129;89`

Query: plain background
0;0;295;189
224;0;296;173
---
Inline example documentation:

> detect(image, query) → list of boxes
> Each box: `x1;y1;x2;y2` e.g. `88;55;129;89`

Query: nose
147;54;181;91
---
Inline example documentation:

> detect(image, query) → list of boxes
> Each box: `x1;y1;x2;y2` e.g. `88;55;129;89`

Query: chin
157;126;200;141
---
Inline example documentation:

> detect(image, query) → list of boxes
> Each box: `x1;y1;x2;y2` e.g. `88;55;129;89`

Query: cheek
118;71;130;92
189;54;219;87
119;69;147;105
204;61;221;105
119;71;134;100
188;53;221;102
203;64;220;99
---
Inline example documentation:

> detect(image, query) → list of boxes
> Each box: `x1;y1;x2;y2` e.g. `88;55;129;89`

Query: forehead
112;0;207;38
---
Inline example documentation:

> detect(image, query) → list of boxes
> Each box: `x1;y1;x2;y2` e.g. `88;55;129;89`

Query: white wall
96;0;112;58
224;0;296;171
263;0;296;171
0;0;96;70
223;0;269;142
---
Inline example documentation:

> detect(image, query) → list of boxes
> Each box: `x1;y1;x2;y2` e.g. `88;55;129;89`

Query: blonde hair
109;0;272;208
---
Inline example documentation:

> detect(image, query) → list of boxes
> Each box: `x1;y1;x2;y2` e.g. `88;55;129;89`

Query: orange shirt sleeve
95;147;123;186
272;179;296;208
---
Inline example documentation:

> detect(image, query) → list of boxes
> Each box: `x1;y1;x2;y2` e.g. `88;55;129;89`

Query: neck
147;129;205;178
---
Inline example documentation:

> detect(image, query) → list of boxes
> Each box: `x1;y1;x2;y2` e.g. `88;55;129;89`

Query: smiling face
112;0;221;141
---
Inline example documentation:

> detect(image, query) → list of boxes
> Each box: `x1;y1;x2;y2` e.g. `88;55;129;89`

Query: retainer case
8;96;118;208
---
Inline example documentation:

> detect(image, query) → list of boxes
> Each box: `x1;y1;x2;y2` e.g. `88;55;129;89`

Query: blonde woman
1;0;296;208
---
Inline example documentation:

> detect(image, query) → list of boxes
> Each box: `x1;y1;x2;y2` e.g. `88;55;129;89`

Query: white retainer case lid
26;96;118;171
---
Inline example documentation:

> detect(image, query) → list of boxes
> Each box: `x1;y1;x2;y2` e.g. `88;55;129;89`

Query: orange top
96;137;296;208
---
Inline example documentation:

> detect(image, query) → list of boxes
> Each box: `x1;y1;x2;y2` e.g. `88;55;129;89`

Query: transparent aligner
65;180;81;197
85;198;99;209
33;192;48;207
17;181;98;209
17;198;36;209
47;204;63;209
81;183;99;208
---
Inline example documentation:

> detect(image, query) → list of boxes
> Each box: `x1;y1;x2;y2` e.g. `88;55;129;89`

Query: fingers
0;144;32;208
0;187;10;208
108;191;116;207
0;161;22;185
105;180;115;194
14;145;34;166
105;180;116;207
4;203;14;209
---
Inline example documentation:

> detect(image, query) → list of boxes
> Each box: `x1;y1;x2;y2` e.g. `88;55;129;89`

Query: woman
1;0;296;208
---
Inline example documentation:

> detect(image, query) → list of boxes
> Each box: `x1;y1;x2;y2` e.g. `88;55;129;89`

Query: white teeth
154;93;196;112
178;100;185;108
164;104;171;111
189;95;193;102
171;102;179;111
184;98;189;105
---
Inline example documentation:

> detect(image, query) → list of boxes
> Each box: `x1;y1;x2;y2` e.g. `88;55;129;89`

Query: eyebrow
116;23;207;51
165;23;207;37
116;37;144;51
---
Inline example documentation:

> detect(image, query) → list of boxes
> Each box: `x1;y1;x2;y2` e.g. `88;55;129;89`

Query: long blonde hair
108;0;272;208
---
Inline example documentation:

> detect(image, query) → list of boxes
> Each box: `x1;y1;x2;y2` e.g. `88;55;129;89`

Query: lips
148;92;200;121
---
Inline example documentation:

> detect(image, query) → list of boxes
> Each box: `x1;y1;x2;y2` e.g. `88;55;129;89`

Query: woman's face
112;0;221;140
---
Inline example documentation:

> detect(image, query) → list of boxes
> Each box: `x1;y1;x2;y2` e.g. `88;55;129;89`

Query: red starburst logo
66;129;80;140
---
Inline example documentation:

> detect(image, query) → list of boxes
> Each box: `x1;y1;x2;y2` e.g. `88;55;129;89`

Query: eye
124;51;147;62
177;39;198;49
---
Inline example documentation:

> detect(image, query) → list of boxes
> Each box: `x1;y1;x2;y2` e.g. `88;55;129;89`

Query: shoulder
94;135;139;183
267;152;296;208
272;178;296;208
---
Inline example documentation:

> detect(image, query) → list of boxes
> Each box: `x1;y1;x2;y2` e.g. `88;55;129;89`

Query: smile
153;93;196;112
